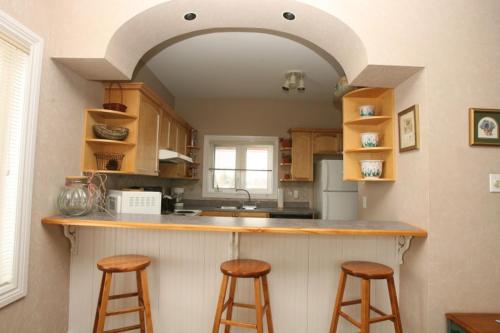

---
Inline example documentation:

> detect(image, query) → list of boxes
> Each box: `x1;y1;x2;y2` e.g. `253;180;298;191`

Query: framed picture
398;105;420;152
469;108;500;146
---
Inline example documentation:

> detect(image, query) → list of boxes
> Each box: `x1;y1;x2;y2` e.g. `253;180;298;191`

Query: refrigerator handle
324;163;329;191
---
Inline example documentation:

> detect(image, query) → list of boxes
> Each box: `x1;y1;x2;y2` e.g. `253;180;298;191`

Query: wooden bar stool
93;255;154;333
212;259;274;333
330;261;403;333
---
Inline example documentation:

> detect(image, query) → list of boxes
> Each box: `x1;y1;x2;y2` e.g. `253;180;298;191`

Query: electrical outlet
362;196;368;209
490;174;500;193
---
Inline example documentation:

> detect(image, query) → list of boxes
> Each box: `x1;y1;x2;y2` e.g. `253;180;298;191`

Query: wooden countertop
42;213;427;237
446;313;500;333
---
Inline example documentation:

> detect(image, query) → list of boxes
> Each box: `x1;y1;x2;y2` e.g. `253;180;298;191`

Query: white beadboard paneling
68;229;400;333
68;228;94;333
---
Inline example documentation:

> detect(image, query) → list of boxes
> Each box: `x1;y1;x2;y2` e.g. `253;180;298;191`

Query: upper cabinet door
291;131;313;181
136;96;160;175
159;110;172;150
176;125;188;155
313;132;341;154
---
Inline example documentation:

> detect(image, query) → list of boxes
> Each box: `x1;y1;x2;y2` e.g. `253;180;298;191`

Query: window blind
0;35;28;287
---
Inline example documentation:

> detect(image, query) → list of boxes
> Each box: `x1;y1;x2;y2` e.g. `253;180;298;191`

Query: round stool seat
97;255;151;273
220;259;271;278
341;261;393;279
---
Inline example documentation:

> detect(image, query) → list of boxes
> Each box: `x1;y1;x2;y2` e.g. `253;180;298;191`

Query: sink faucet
236;188;255;208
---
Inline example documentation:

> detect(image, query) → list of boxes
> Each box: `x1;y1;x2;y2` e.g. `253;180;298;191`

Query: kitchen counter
43;213;426;333
42;212;426;236
185;206;316;217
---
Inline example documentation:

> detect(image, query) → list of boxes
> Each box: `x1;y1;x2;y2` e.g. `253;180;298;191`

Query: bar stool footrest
221;319;257;329
108;292;139;300
104;324;142;333
106;306;144;316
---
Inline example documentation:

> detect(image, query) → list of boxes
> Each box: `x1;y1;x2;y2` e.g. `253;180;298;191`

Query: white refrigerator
314;159;358;220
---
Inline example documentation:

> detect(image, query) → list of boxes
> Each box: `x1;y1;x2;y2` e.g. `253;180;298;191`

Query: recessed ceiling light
283;12;295;20
184;13;197;21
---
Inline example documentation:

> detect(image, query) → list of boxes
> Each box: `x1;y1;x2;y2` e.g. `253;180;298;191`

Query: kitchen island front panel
67;227;400;333
42;212;427;237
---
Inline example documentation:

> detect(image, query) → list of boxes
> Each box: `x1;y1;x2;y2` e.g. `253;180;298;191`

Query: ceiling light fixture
282;71;305;93
283;12;296;20
184;13;197;21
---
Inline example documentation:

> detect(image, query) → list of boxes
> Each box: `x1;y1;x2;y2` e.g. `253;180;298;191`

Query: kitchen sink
220;206;239;210
219;205;257;210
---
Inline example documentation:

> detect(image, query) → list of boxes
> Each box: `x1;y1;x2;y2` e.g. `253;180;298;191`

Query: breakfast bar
42;214;426;333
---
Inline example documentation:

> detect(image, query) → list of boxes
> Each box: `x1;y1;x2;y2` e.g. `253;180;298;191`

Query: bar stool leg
329;270;347;333
136;271;146;333
261;275;274;333
387;276;403;333
139;270;154;333
361;279;371;333
224;277;237;333
254;277;264;333
93;273;106;333
95;272;112;333
212;275;229;333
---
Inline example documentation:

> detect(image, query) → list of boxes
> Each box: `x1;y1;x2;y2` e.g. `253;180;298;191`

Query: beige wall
359;70;430;331
0;1;103;332
1;1;500;333
173;98;342;203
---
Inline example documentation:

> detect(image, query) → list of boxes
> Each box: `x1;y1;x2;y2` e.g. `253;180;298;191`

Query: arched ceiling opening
54;0;421;88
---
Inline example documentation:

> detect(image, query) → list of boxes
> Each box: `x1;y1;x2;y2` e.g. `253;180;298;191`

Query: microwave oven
106;190;162;215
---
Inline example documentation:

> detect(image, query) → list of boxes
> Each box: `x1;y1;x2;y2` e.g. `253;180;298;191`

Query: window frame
202;135;279;200
0;9;43;309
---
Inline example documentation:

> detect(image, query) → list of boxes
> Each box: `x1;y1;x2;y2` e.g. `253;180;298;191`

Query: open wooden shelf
279;147;292;151
85;138;136;146
186;145;200;150
83;169;136;175
344;147;392;153
343;88;396;182
87;109;137;120
280;162;292;166
344;116;392;126
345;177;396;182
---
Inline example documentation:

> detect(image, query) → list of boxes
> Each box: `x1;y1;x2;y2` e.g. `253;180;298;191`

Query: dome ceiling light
283;12;296;20
184;13;197;21
282;71;305;92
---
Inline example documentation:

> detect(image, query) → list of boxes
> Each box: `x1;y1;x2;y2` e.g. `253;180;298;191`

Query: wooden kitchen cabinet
343;87;395;181
312;130;342;154
135;95;160;175
290;130;313;181
281;128;342;182
81;82;197;179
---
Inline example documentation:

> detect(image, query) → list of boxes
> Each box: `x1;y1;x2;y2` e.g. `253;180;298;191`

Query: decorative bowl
93;124;129;141
360;160;383;179
360;132;380;148
359;105;375;117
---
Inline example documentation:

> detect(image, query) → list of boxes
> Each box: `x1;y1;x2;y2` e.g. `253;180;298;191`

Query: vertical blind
0;35;28;287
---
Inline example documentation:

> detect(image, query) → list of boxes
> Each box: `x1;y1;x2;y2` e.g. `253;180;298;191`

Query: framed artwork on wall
398;104;420;152
469;108;500;146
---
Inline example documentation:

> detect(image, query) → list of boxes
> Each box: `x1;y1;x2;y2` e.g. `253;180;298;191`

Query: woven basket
95;152;124;171
93;124;129;141
103;82;127;112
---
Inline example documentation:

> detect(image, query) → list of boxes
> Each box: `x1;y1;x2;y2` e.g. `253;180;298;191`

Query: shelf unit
82;108;138;174
343;88;396;182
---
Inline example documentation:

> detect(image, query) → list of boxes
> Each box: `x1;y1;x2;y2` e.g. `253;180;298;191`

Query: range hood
158;149;193;163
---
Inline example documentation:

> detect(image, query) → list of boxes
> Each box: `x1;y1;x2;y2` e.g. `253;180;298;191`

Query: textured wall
0;1;103;332
0;1;499;333
172;98;342;204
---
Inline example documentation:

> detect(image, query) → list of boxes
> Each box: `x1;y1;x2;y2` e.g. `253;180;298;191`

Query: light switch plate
489;174;500;192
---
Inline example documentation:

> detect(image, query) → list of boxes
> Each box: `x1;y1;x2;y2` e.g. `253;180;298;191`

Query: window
0;10;43;308
203;136;278;199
